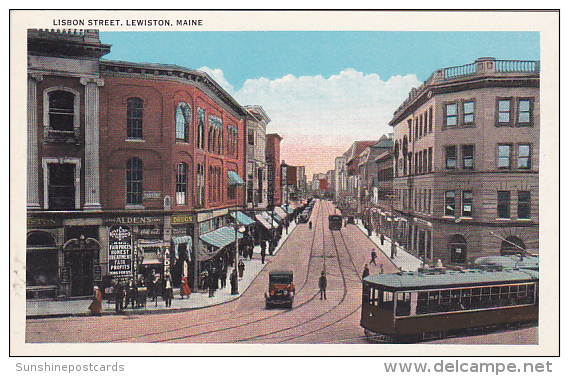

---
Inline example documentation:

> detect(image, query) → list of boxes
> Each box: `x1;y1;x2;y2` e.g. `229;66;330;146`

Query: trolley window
414;282;536;316
395;292;411;316
366;286;394;310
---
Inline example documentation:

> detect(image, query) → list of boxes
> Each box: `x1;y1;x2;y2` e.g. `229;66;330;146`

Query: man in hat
318;271;327;300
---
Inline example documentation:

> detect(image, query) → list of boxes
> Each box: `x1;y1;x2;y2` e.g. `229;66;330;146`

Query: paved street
25;200;537;350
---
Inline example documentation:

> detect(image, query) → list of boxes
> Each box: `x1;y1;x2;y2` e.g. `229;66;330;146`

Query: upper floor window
248;130;255;146
518;190;531;219
518;144;532;169
197;107;206;149
45;88;79;142
497;144;512;169
428;107;433;133
445;190;456;217
496;98;512;126
497;190;511;219
463;101;474;125
127;97;144;139
227;125;238;158
462;145;474;170
176;102;192;142
517;98;534;126
445;103;458;128
462;190;473;218
176;162;188;205
126;157;143;205
445;146;457;169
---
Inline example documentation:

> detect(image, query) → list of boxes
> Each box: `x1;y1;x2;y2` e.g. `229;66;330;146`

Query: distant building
245;105;270;209
266;134;283;207
389;57;539;265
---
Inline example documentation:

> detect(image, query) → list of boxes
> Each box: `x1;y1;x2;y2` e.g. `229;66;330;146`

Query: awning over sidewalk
274;206;287;219
172;235;193;260
228;170;244;185
255;213;278;230
282;205;294;214
199;226;243;250
230;211;255;226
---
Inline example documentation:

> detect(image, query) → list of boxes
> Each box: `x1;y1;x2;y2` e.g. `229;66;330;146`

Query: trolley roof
364;268;538;290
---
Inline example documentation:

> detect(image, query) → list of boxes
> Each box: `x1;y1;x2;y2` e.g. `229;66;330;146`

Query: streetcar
360;267;538;343
265;270;295;309
328;214;343;231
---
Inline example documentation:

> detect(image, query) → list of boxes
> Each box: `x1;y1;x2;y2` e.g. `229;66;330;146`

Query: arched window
44;88;79;142
449;234;467;264
176;102;192;142
126;157;143;205
126;97;143;139
500;236;526;255
176;162;188;205
197;107;205;149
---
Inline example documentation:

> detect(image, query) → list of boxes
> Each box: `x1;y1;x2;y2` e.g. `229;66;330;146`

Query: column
27;74;42;210
81;78;103;210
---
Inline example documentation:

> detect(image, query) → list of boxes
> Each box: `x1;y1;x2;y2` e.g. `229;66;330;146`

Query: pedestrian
318;271;327;300
261;245;266;264
309;221;313;230
126;278;137;309
380;264;384;274
367;226;372;237
220;264;228;288
114;280;125;313
163;274;173;307
88;286;102;316
380;233;385;246
390;242;397;259
180;275;191;299
370;249;377;265
238;260;245;279
362;264;370;280
230;268;239;295
208;268;216;298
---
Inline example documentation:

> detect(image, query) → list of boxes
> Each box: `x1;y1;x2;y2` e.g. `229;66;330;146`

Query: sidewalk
26;220;298;319
355;221;422;272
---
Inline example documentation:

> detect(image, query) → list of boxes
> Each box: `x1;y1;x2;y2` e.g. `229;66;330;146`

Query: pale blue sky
100;31;539;89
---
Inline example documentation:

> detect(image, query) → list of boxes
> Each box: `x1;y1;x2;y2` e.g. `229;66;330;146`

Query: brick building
265;133;283;207
389;57;539;265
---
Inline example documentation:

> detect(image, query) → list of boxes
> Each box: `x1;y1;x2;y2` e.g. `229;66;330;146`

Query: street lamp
231;221;246;294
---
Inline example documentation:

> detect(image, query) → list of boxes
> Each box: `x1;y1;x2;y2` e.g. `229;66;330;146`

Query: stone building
389;57;539;265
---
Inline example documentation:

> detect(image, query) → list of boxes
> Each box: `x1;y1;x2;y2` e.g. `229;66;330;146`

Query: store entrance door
66;250;94;297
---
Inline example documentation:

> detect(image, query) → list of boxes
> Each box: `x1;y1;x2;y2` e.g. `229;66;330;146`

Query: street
25;200;537;346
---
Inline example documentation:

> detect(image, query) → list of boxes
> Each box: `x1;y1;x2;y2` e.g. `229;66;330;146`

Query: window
517;99;533;126
462;190;473;217
463;101;474;125
445;190;456;216
462;145;474;169
197;107;205;149
176;163;188;205
518;191;531;219
518;144;531;169
196;163;205;207
497;191;511;219
248;130;255;146
126;157;143;205
175;102;192;142
497;98;512;126
127;97;143;139
45;89;79;142
498;144;512;169
428;107;433;133
428;147;433;172
419;114;423;138
445;146;457;169
445;103;458;127
47;163;76;210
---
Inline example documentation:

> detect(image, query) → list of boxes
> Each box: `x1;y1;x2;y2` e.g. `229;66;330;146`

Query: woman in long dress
88;286;102;315
180;276;191;298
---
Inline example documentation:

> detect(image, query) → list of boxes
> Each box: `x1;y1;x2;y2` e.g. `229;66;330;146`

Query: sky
100;31;540;177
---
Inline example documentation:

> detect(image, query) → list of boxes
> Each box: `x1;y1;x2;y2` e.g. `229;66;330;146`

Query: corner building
99;60;247;290
389;57;539;265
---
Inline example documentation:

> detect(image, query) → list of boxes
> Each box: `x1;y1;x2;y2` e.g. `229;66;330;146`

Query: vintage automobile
265;270;295;309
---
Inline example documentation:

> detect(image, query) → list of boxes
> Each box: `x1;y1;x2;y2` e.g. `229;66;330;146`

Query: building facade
389;57;539;265
245;105;270;209
266;133;283;207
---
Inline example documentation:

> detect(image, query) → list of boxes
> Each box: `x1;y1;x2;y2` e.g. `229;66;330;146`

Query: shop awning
231;211;256;226
255;213;278;230
274;206;288;218
199;226;243;250
282;205;294;214
228;170;244;185
172;235;193;260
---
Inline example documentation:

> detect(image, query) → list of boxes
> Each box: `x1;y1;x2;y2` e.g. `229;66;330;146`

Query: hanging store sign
108;226;133;279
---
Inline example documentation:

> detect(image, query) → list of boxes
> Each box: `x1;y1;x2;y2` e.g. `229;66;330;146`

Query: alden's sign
104;216;163;225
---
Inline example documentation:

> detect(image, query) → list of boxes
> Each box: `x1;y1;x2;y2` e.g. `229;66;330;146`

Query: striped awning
282;205;294;214
172;235;193;260
255;213;278;230
274;206;288;219
228;170;244;185
231;211;256;226
199;226;243;249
